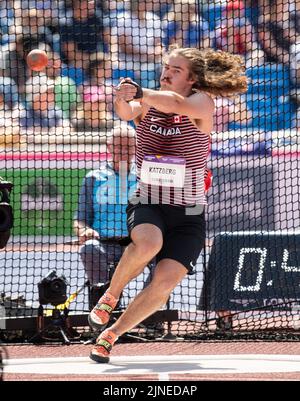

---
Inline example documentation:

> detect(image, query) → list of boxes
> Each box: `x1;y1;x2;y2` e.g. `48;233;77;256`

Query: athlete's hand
114;78;143;102
114;78;136;102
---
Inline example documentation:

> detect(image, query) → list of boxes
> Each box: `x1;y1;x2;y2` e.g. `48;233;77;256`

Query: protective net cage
0;0;299;343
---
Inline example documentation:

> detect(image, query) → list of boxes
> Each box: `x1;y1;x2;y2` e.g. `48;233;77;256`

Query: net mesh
0;0;299;342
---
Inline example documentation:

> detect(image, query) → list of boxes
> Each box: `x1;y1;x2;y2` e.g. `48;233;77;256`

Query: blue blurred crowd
0;0;299;146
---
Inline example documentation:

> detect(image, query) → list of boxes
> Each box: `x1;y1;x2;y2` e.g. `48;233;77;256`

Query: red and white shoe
90;329;118;363
88;291;118;331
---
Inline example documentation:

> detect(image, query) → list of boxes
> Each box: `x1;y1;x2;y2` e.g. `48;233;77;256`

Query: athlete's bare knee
131;225;163;260
132;238;162;261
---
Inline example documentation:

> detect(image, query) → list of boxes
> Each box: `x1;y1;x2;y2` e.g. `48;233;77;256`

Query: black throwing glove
120;79;143;100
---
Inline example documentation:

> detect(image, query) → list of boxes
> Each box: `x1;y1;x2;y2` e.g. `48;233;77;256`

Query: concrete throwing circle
3;354;300;377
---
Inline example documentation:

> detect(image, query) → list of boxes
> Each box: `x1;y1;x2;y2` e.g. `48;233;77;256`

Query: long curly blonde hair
164;45;248;97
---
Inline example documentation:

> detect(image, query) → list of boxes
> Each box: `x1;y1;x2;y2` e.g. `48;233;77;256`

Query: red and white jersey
135;107;211;206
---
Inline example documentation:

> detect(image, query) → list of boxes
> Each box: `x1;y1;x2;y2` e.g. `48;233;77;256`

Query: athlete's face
160;54;196;96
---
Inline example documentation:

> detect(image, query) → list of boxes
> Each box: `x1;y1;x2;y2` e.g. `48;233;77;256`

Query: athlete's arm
114;98;142;121
141;89;214;120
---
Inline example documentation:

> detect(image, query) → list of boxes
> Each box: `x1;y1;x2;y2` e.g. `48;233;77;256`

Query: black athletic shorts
126;202;205;274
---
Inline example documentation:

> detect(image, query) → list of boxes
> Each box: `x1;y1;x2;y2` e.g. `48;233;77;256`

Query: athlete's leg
90;258;187;363
109;258;187;337
88;223;163;331
108;223;163;299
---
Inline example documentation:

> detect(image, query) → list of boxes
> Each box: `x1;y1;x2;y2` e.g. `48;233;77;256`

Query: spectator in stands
215;0;263;66
16;8;60;54
257;0;300;66
290;40;300;129
102;0;128;56
15;0;62;23
73;124;137;285
257;0;300;128
290;44;300;129
284;1;300;124
0;76;23;147
108;0;164;88
59;0;105;65
228;96;253;128
213;97;232;133
45;50;83;125
59;52;88;88
163;0;211;49
15;0;72;44
81;53;114;131
290;40;300;87
152;0;173;19
102;0;128;24
0;1;14;46
55;0;74;26
243;0;265;28
214;96;252;132
21;73;72;133
2;33;42;95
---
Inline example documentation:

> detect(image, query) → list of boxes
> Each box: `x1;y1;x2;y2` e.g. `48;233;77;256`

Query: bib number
140;155;186;188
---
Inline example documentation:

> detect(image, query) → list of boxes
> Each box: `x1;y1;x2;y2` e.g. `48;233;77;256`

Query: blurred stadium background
0;0;300;346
